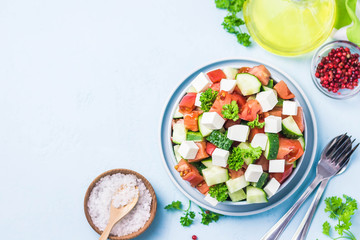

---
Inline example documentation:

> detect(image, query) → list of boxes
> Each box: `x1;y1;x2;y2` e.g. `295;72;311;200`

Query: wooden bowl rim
84;169;157;240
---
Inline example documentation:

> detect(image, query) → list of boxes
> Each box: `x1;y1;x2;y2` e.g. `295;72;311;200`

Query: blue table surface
1;0;359;239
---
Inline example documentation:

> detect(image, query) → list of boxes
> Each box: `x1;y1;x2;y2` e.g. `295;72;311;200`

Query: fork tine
332;142;352;163
338;156;351;170
326;134;348;157
338;143;359;168
330;137;352;162
338;145;359;171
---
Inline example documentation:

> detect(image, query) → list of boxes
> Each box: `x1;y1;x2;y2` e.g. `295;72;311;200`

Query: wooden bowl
84;169;157;240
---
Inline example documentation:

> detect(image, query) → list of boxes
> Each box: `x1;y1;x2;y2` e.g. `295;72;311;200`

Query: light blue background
0;0;359;239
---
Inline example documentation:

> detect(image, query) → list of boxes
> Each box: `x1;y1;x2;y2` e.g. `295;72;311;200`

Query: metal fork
292;139;359;240
261;133;353;240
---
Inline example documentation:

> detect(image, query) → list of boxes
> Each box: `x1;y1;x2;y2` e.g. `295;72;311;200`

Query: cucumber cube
246;186;268;203
229;189;247;202
202;166;229;186
226;175;249;193
173;145;182;162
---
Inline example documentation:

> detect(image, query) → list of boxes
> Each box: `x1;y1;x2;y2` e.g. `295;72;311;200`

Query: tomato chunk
224;119;241;129
189;142;209;162
184;111;202;131
277;138;304;163
233;85;242;95
255;155;269;171
210;82;220;92
248;65;271;85
175;159;204;187
239;99;262;121
206;142;217;156
230;92;246;107
196;181;210;195
270;163;293;183
207;69;226;83
263;106;283;118
228;168;245;179
293;107;304;132
209;90;232;117
248;124;265;142
179;93;196;114
274;80;295;99
238;67;250;73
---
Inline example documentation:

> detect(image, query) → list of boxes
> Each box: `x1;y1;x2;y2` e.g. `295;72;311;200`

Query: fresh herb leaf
199;88;218;112
323;221;331;236
164;200;182;210
247;115;265;129
236;32;251;47
215;0;230;9
209;183;229;202
228;147;245;170
180;211;195;227
216;0;244;13
222;100;240;121
206;130;233;150
322;194;358;240
180;200;195;227
222;14;245;34
199;207;222;225
228;0;245;14
228;145;262;171
215;0;251;47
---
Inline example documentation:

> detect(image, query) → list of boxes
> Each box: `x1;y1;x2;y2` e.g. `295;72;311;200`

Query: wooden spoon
99;186;139;240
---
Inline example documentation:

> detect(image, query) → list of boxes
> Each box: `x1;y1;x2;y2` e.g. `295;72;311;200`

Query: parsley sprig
199;207;222;225
215;0;251;47
247;114;265;129
164;200;195;227
164;200;182;210
222;100;239;121
228;145;262;171
180;201;196;227
200;88;218;112
322;195;358;240
209;183;229;202
165;200;223;227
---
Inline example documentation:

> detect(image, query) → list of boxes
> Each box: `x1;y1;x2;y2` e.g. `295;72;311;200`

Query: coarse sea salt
87;173;152;237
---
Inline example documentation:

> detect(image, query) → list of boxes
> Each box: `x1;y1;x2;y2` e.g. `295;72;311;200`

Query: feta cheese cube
212;148;230;167
256;90;278;112
227;125;250;142
264;178;280;198
223;67;238;80
191;72;211;93
251;133;268;150
201;112;225;130
264;116;282;133
220;79;237;93
282;101;298;116
178;141;199;159
269;159;285;173
204;193;219;206
244;164;263;182
195;93;201;107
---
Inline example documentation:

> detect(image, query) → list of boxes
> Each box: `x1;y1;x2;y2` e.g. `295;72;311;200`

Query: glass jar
243;0;336;56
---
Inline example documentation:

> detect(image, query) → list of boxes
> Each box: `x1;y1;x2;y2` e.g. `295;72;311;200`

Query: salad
171;65;305;206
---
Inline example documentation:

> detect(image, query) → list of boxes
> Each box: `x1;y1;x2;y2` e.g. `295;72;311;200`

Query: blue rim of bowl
310;40;360;100
159;58;318;216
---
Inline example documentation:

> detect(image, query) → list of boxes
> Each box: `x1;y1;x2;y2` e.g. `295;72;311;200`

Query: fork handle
291;178;329;240
261;175;323;240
